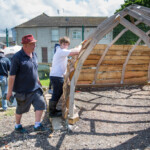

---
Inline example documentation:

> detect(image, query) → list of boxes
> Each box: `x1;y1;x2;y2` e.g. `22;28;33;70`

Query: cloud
0;0;124;36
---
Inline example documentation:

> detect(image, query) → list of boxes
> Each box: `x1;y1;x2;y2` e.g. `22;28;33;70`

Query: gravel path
0;85;150;150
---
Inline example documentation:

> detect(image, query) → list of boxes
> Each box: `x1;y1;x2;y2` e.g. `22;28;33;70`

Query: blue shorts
15;88;46;114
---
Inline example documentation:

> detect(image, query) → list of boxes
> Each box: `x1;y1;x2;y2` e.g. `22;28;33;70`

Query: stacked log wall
77;44;150;85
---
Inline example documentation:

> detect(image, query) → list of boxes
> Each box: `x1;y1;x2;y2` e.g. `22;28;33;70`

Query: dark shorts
15;88;46;114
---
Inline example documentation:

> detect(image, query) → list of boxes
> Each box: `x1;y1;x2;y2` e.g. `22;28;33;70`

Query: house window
72;31;81;39
52;29;59;41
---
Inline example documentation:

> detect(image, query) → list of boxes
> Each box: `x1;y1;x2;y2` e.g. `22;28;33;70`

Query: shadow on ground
0;85;150;149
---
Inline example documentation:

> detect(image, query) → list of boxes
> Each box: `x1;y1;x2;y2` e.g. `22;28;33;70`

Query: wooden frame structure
62;4;150;124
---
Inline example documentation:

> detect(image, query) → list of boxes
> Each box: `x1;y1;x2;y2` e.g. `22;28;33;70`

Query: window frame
51;29;59;41
72;31;81;39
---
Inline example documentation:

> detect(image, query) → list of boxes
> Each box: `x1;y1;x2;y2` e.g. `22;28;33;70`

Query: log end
68;113;79;125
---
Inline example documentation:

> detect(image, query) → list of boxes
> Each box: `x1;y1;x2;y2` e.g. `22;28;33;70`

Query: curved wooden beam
68;19;121;118
69;38;98;118
132;7;150;17
87;8;129;40
92;20;141;84
119;16;150;47
127;8;150;27
121;30;150;84
131;4;150;16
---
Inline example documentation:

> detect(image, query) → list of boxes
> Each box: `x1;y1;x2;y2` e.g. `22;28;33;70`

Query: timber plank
109;45;150;50
91;49;150;55
83;60;99;65
84;58;150;66
98;71;147;79
126;65;149;71
77;80;92;84
92;44;150;51
98;65;149;71
78;71;147;81
96;79;121;84
87;55;101;60
87;55;150;60
124;76;147;84
105;56;150;60
102;60;149;65
78;73;94;81
93;44;107;50
81;65;149;72
95;76;147;84
80;65;149;73
80;69;96;73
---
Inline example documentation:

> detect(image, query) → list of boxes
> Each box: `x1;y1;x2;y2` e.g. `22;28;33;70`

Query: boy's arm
69;45;82;56
68;40;87;56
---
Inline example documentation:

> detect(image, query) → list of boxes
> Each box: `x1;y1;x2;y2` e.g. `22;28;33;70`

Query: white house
12;13;112;63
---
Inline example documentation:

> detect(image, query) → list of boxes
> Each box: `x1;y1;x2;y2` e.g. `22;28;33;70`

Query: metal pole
6;28;9;47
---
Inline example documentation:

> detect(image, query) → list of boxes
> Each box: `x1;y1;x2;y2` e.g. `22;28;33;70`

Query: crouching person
7;34;46;133
49;36;82;117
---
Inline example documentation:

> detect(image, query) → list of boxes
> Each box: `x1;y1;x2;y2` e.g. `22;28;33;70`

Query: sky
0;0;124;37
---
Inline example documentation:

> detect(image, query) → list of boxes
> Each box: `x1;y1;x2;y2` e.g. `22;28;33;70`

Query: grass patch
0;108;15;120
40;77;49;87
4;108;15;116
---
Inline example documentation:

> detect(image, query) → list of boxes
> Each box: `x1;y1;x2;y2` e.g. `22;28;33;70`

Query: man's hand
6;92;12;101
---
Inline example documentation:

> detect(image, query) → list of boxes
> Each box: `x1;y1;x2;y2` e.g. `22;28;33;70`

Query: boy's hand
80;40;87;46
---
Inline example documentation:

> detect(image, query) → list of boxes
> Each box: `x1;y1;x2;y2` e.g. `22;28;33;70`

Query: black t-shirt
10;49;40;93
0;53;11;77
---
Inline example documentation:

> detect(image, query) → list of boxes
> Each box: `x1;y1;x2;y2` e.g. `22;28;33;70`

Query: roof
15;13;107;28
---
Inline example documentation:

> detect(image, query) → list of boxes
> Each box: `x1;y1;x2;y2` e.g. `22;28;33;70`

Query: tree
113;0;150;45
115;0;150;13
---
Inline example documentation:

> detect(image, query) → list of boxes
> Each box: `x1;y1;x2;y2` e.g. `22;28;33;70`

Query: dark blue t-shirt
10;49;40;93
0;53;11;77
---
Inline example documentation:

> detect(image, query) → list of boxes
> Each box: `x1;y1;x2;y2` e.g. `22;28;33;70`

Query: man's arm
37;76;42;87
6;75;16;100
